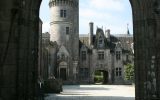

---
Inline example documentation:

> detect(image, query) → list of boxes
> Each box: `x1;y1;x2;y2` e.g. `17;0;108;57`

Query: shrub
124;63;134;82
94;75;103;83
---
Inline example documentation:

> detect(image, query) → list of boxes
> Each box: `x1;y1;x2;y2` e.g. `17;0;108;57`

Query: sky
40;0;133;35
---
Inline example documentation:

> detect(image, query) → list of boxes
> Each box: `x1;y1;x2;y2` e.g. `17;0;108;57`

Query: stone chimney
89;22;94;46
105;29;110;41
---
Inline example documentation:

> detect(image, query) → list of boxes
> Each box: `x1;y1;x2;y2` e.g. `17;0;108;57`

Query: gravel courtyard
45;85;135;100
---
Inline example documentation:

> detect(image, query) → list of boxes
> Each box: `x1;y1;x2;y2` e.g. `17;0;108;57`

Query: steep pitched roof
79;28;133;53
113;34;133;52
79;34;89;47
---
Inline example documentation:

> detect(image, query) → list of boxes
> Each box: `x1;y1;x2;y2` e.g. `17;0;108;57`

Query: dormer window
98;35;103;48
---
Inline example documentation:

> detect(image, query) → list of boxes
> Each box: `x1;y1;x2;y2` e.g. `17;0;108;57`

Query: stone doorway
60;68;67;80
94;70;109;84
58;61;68;81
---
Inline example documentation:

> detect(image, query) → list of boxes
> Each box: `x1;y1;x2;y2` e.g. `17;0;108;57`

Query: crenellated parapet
49;0;78;8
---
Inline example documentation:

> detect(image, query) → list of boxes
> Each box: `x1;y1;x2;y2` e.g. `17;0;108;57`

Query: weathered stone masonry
0;0;160;100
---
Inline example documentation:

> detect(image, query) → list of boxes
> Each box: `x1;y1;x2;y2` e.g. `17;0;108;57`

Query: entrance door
60;68;67;80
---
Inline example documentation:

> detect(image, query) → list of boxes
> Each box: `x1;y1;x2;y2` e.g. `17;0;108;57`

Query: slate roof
79;34;89;47
79;32;133;53
113;34;133;52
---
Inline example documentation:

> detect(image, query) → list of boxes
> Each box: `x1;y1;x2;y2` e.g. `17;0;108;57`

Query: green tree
124;63;134;81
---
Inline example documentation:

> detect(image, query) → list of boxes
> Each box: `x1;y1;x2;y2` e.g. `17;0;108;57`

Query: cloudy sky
40;0;133;34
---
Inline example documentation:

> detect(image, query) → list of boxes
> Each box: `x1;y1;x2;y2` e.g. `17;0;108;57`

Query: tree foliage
124;63;134;81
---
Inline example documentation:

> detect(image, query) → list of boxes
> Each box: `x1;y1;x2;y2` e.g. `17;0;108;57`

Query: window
116;67;122;77
119;68;122;76
116;51;121;60
81;51;86;60
60;10;63;17
60;10;66;18
99;36;103;44
66;27;69;35
98;51;104;60
116;68;118;76
64;10;66;17
98;36;103;48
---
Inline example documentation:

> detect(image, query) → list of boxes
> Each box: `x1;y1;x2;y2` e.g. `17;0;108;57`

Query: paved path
45;85;135;100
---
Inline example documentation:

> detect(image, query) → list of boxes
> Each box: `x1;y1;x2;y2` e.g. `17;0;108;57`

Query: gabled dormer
57;45;69;61
95;28;105;49
115;42;122;49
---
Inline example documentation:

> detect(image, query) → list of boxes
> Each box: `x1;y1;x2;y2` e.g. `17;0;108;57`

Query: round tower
49;0;79;81
49;0;79;46
49;0;79;59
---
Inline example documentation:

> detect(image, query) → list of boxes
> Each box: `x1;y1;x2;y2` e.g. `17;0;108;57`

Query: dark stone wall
0;0;41;100
130;0;160;99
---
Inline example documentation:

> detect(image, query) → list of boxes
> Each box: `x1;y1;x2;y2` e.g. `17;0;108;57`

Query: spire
127;23;130;35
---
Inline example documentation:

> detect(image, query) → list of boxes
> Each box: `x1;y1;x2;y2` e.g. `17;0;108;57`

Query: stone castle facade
1;0;160;99
40;0;134;84
79;23;133;84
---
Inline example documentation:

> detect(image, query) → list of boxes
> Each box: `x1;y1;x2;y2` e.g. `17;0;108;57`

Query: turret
89;22;94;46
49;0;79;81
49;0;79;44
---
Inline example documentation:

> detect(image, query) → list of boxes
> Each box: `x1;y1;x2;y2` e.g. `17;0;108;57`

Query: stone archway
94;70;109;84
0;0;160;100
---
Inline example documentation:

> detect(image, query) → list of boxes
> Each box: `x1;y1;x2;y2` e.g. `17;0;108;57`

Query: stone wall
131;0;160;99
0;0;41;100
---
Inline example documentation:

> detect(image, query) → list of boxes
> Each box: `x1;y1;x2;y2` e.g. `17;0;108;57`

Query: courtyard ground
45;85;135;100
